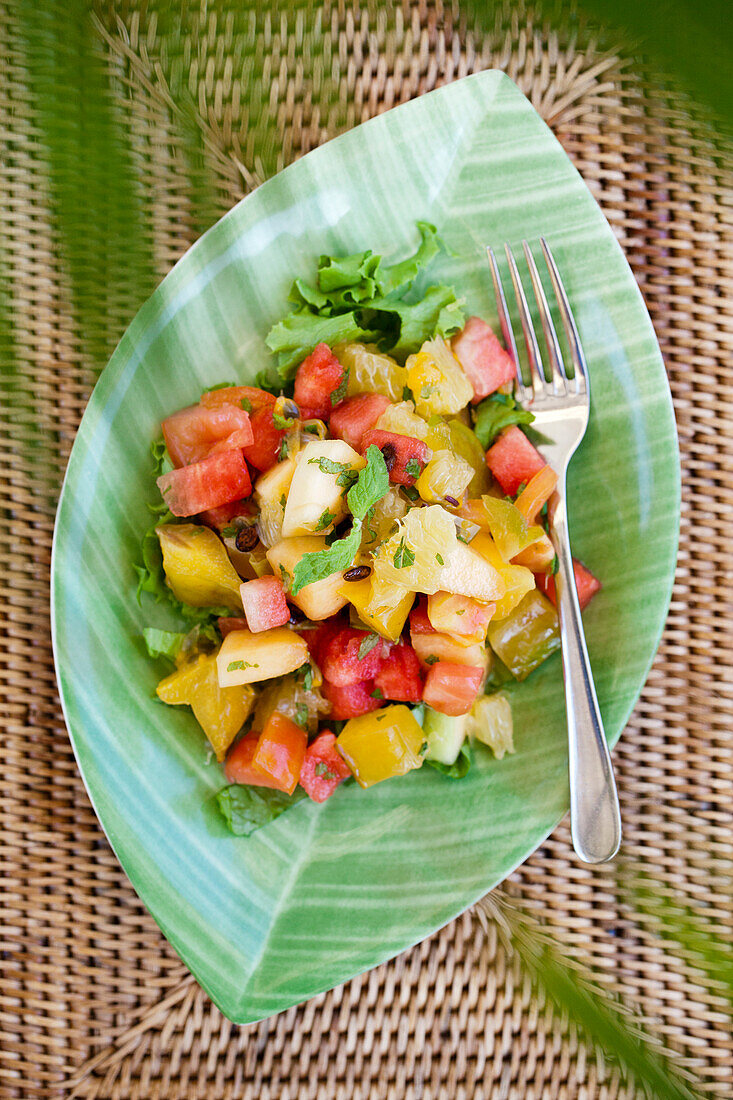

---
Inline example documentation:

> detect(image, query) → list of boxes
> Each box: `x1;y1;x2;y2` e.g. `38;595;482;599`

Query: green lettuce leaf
427;742;472;779
216;784;306;836
473;393;535;450
375;221;442;297
142;628;185;661
265;310;379;377
365;284;465;359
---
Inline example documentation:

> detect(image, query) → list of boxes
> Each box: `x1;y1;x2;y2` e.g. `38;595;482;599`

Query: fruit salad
138;228;600;835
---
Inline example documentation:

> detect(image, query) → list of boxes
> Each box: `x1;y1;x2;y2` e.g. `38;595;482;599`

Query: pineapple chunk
156;524;243;610
254;457;297;548
216;627;309;687
282;439;365;538
266;536;352;620
437;542;506;602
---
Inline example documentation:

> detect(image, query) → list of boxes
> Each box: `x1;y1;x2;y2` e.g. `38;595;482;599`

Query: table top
1;3;730;1098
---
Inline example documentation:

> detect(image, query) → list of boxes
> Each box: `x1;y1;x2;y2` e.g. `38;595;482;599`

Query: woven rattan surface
1;1;731;1097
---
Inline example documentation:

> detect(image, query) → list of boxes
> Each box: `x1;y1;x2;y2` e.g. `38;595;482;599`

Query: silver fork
487;238;621;864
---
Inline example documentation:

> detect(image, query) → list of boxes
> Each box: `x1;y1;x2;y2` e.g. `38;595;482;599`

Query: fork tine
486;245;526;403
540;238;588;395
523;241;567;396
505;243;549;400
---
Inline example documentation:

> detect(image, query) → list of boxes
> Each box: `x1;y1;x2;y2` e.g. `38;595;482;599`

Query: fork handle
548;488;622;863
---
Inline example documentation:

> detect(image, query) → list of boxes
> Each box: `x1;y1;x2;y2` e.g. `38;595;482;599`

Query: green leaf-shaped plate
52;71;679;1023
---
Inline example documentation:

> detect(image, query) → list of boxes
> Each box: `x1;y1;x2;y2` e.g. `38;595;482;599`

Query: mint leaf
273;410;297;430
314;762;337;779
308;456;359;490
370;687;384;699
357;633;380;660
393;538;415;569
347;444;389;520
216;785;305;837
240;396;252;412
330;366;349;406
427;743;472;779
316;508;336;531
291;523;362;595
404;457;422;479
142;627;185;661
203;381;236;392
473;393;534;450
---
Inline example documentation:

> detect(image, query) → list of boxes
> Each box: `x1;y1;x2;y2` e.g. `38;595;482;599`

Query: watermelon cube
239;575;290;633
536;557;601;611
373;642;423;703
329;393;391;450
451;316;516;402
242;403;287;473
322;678;382;719
294;343;348;421
409;597;435;636
217;616;249;637
485;425;546;496
320;626;388;686
423;662;484;716
360;429;429;486
156;450;252;517
298;731;352;802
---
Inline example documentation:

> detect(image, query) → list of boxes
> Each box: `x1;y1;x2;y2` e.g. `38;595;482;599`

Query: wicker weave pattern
1;2;731;1097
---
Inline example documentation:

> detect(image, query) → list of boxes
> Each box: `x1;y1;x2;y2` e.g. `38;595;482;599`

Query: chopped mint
314;762;337;779
435;553;444;565
203;381;236;392
240;396;252;411
404;457;423;479
393;537;415;569
330;367;350;406
357;633;380;661
308;456;359;490
316;508;337;531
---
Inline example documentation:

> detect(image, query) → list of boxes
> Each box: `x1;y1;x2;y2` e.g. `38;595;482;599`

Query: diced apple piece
437;541;506;602
427;591;495;645
266;536;352;620
281;439;365;538
216;627;309;687
156;523;243;610
411;631;488;671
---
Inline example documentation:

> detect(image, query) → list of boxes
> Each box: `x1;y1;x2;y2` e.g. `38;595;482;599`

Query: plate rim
51;68;681;1023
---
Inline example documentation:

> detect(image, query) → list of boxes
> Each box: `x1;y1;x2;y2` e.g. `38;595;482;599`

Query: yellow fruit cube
410;631;488;670
336;705;425;788
335;342;408;402
216;627;309;687
266;536;351;620
427;591;495;645
337;575;414;642
157;652;255;761
436;541;505;602
471;533;536;620
156;524;243;610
